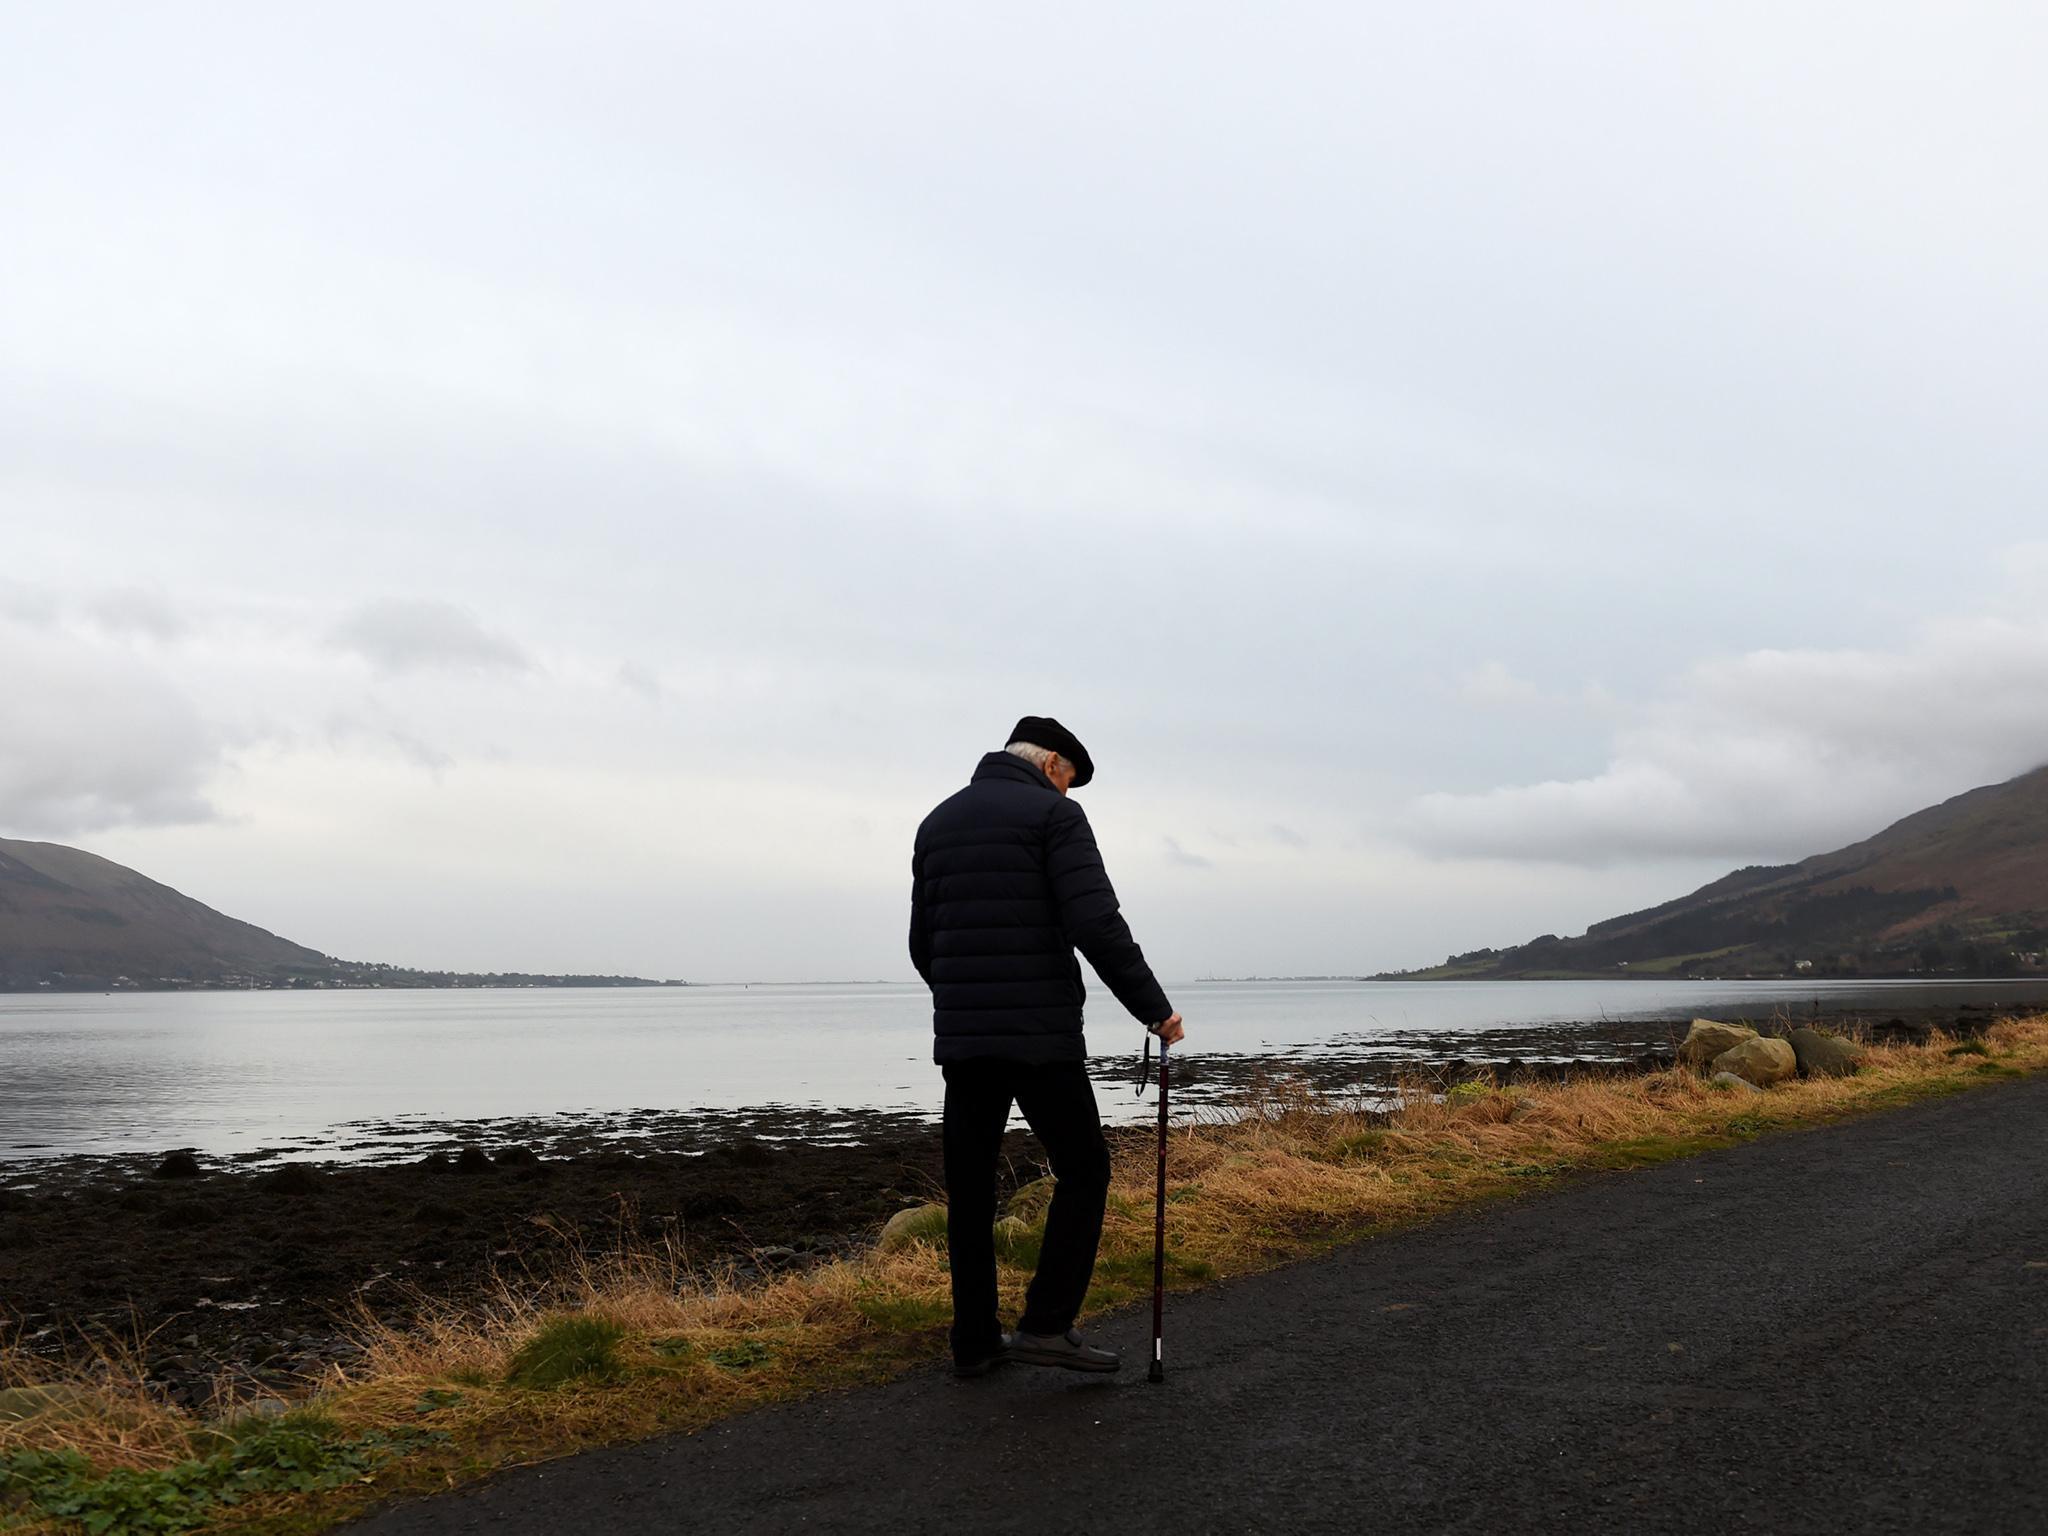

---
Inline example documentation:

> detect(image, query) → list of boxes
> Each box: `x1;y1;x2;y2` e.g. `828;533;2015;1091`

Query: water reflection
3;979;2040;1165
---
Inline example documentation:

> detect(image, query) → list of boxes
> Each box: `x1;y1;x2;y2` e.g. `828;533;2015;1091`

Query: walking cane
1148;1036;1170;1384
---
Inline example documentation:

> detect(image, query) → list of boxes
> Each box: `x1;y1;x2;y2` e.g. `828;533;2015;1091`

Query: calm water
3;979;2042;1163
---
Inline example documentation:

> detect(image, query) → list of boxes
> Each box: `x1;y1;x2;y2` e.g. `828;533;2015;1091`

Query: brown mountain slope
0;840;666;990
0;837;333;987
1791;765;2048;923
1413;766;2048;979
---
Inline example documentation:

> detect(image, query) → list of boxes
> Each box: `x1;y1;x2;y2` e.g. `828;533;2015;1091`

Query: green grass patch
854;1294;950;1332
992;1217;1041;1264
505;1316;627;1390
1498;1160;1567;1179
1588;1134;1737;1171
995;1235;1042;1269
1626;946;1743;975
1396;961;1502;980
1092;1248;1216;1287
1330;1130;1389;1162
1947;1040;1992;1058
1;1420;440;1534
706;1339;773;1370
1082;1245;1219;1314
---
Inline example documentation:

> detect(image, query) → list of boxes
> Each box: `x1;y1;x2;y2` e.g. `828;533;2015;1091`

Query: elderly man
910;715;1185;1377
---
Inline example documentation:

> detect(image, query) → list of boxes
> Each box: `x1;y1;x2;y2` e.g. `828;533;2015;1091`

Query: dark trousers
941;1058;1111;1363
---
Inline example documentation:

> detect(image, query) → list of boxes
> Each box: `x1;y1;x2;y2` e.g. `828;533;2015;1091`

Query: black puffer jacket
910;751;1173;1064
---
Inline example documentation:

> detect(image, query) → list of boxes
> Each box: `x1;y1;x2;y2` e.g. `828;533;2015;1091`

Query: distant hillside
0;838;666;991
1397;766;2048;981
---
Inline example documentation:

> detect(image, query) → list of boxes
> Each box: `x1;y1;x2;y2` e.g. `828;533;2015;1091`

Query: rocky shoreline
1;1003;2026;1409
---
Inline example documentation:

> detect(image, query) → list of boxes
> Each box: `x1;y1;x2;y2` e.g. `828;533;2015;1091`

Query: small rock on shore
1787;1028;1865;1078
153;1150;203;1180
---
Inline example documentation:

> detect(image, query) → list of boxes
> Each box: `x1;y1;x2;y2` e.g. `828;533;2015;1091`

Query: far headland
0;837;680;992
1379;765;2048;983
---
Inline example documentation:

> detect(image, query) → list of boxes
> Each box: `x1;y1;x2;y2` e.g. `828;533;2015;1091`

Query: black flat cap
1008;716;1094;787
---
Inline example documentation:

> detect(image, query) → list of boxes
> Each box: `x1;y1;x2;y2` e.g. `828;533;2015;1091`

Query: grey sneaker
1008;1328;1121;1373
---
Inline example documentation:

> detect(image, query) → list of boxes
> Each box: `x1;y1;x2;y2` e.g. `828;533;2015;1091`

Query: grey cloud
0;583;187;643
85;587;187;642
615;660;663;703
0;581;61;626
1458;662;1615;719
1267;824;1308;850
1162;836;1213;870
1408;610;2048;866
324;711;454;774
0;621;220;835
330;599;531;677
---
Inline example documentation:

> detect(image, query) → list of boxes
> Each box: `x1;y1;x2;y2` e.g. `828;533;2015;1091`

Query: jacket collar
972;750;1058;793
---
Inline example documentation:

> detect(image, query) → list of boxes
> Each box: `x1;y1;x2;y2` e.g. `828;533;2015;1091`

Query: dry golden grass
4;1014;2045;1534
0;1333;198;1474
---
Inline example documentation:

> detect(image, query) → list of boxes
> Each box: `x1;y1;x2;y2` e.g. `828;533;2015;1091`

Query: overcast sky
5;3;2046;981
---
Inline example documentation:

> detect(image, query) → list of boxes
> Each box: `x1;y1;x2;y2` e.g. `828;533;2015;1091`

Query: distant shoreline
1208;972;2046;985
11;973;2047;995
1;976;685;994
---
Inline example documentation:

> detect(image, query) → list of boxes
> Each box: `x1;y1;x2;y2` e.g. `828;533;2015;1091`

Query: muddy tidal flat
0;1106;987;1409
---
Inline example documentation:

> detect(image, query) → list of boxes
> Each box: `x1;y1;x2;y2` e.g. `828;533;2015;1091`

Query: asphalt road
352;1075;2048;1535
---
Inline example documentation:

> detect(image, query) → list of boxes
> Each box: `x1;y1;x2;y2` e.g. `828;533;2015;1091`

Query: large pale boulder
1709;1071;1762;1095
1787;1028;1865;1078
1678;1020;1758;1070
1710;1035;1797;1088
876;1203;948;1253
1005;1176;1057;1222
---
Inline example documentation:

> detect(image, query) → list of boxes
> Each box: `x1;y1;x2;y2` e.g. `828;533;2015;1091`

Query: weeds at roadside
851;1293;949;1333
1;1418;442;1535
703;1340;773;1371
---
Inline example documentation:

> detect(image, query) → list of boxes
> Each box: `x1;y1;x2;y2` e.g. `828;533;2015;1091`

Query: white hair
1006;740;1069;777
